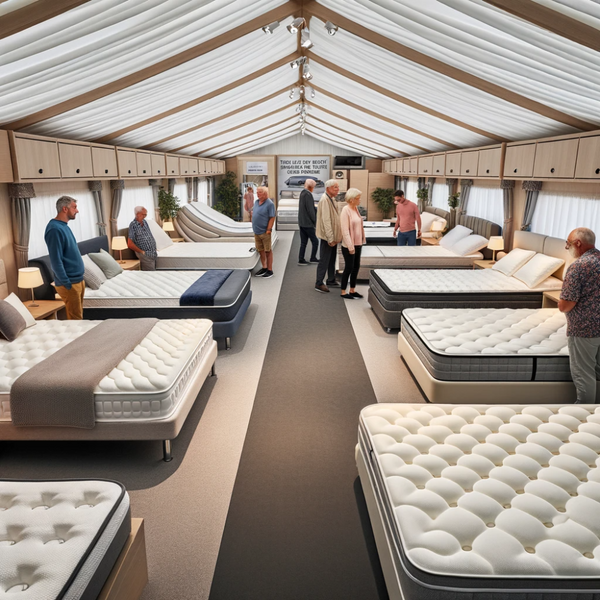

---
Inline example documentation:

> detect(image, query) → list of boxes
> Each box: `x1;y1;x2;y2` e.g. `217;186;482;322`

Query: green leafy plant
448;192;460;210
357;204;367;219
416;188;429;204
158;188;180;221
214;171;240;220
370;187;395;219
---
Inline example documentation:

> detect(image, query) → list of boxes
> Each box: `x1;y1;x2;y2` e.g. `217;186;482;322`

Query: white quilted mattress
156;241;259;270
360;403;600;579
364;221;392;228
375;268;562;293
0;319;213;423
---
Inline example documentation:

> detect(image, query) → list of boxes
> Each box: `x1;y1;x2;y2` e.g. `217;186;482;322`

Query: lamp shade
431;221;445;232
487;236;504;251
18;267;43;289
111;236;128;251
163;221;175;232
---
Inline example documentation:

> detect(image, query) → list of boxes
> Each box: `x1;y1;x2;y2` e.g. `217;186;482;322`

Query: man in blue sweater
44;196;85;319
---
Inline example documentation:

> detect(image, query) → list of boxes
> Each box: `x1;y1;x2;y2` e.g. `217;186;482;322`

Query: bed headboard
457;215;502;259
0;260;7;300
513;230;572;280
424;206;449;222
28;235;109;300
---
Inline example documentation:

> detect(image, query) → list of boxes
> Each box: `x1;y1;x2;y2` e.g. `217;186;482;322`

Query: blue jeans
397;230;417;246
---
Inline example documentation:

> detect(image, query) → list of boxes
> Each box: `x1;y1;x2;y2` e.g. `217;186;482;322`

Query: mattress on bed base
0;319;214;423
359;403;600;600
0;479;130;600
156;245;259;270
401;308;573;382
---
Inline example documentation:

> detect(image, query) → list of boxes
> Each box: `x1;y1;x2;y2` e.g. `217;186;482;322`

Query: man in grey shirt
298;179;319;265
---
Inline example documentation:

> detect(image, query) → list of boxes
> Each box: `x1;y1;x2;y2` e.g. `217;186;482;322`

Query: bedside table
119;260;140;271
26;300;65;320
542;290;561;308
473;260;496;270
421;237;440;246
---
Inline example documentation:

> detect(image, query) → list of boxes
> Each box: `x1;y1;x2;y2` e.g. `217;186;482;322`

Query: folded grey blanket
10;318;158;429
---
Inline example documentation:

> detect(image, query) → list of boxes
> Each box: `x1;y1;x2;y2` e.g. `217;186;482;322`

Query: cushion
450;234;490;256
420;212;437;232
0;299;27;341
88;248;124;279
3;293;36;328
146;218;174;252
492;248;536;277
439;224;472;249
513;253;565;289
82;254;107;290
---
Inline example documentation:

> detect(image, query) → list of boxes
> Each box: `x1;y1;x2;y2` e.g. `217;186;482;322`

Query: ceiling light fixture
324;21;338;36
262;21;280;34
302;63;313;81
290;56;307;69
306;86;315;99
300;28;313;49
287;17;306;34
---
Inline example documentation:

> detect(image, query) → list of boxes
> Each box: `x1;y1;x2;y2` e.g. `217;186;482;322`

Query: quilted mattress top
361;403;600;578
0;319;212;395
158;242;257;258
403;308;568;356
374;268;562;293
0;479;126;599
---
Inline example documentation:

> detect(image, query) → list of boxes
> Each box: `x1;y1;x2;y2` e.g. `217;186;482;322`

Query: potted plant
447;191;460;229
214;171;241;220
370;187;395;220
416;187;429;212
158;188;180;222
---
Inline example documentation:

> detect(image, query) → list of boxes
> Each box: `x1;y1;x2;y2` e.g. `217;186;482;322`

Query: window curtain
466;185;504;227
458;179;473;220
117;183;155;230
405;179;419;205
501;180;515;251
198;178;208;204
185;177;193;203
167;178;176;195
521;181;543;231
149;179;162;223
402;176;409;195
431;182;448;211
446;178;458;229
416;177;426;212
192;178;199;203
8;182;34;271
208;177;216;207
173;180;188;206
88;180;106;237
110;179;124;238
427;177;435;207
530;189;600;239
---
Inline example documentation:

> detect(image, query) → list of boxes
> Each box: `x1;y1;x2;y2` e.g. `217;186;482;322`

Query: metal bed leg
210;363;216;377
162;440;173;462
225;337;231;350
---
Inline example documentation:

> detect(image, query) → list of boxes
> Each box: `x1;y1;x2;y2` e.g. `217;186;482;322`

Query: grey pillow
88;248;124;279
0;299;27;342
82;254;107;290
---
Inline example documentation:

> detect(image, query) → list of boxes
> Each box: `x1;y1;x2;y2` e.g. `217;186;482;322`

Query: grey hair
134;206;146;215
56;196;77;213
304;178;316;189
572;227;596;245
257;186;268;194
325;179;338;189
344;188;362;203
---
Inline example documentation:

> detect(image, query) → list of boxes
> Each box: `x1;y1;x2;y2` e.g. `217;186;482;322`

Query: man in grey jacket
298;179;319;265
315;180;342;293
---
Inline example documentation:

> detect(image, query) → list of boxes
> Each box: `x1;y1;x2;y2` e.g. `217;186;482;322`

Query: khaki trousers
55;280;85;320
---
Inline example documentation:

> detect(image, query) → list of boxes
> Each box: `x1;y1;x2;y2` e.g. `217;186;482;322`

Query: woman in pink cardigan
340;188;366;299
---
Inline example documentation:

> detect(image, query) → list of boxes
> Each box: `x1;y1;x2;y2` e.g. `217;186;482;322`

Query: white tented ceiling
1;0;599;158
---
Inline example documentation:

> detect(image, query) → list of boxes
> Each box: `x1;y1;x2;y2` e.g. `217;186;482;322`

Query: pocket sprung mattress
0;319;213;423
156;242;260;270
0;479;130;600
358;403;600;600
401;308;572;382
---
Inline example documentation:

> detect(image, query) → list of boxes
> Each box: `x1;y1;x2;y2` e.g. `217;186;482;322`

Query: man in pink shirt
392;190;421;246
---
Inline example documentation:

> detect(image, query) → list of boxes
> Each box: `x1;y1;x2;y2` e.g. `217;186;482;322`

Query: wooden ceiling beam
304;1;596;131
483;0;600;53
310;84;457;149
2;1;300;130
0;0;90;41
308;54;503;141
306;122;392;158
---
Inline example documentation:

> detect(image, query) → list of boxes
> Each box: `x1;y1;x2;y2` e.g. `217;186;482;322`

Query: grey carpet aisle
209;233;388;600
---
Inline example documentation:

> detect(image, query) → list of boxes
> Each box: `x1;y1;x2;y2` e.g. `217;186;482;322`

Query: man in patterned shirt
558;227;600;403
127;206;157;270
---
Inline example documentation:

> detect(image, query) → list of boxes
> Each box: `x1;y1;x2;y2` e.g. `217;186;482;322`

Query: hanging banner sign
244;161;269;175
277;156;330;202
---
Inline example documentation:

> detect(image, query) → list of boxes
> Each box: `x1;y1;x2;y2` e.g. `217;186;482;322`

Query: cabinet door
383;161;390;173
136;152;152;176
14;138;61;179
460;151;478;176
445;153;461;176
418;155;433;175
180;157;191;175
166;155;180;176
402;158;410;174
410;157;418;175
533;139;579;178
117;150;137;177
151;154;166;177
92;147;118;177
211;161;219;174
503;144;535;177
187;157;199;175
432;154;445;176
58;143;93;178
478;148;502;177
575;136;600;179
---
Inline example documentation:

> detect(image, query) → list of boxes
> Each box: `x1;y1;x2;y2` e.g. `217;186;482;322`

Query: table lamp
487;236;504;262
111;236;128;263
18;267;44;307
431;220;445;239
163;221;175;232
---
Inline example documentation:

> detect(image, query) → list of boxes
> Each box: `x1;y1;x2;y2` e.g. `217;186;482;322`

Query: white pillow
492;248;536;277
513;253;565;289
4;293;37;328
420;212;437;232
450;234;489;256
146;218;174;252
439;224;472;249
82;254;107;290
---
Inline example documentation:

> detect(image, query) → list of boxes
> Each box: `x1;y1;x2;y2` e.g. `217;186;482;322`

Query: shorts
254;233;272;252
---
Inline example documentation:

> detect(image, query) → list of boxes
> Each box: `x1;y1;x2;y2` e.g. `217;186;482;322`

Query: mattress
359;403;600;599
83;269;249;320
0;479;130;600
401;308;572;382
364;221;392;228
156;242;260;270
184;203;254;232
0;319;213;423
357;246;483;267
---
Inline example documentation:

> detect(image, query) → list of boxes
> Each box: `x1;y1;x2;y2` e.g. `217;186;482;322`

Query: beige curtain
88;180;106;237
458;179;473;221
427;177;435;207
446;178;458;229
149;178;162;224
9;182;35;269
168;178;176;195
110;179;125;238
521;181;543;231
185;177;193;203
501;179;515;251
192;178;199;203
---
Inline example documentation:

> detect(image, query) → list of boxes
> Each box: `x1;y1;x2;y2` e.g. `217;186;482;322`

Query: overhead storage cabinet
460;151;478;176
432;154;445;176
445;152;460;176
136;152;152;176
180;157;191;175
503;143;536;178
151;153;166;176
418;155;433;175
0;131;13;182
13;136;61;179
166;155;180;176
217;161;225;174
533;139;579;179
58;142;93;178
92;146;118;177
409;157;418;175
117;149;138;177
477;148;502;177
575;136;600;179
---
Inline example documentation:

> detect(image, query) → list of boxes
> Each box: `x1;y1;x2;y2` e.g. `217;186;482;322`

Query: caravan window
466;186;504;227
431;182;449;211
117;184;156;230
531;191;600;239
